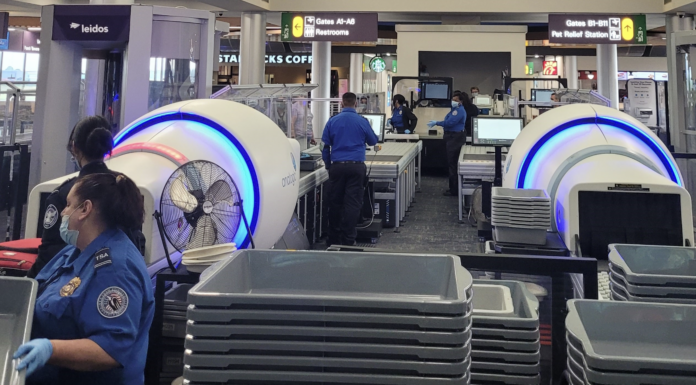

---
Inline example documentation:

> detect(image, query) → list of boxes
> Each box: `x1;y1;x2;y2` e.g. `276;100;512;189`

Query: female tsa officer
390;94;418;134
428;91;467;196
14;173;155;385
29;116;115;278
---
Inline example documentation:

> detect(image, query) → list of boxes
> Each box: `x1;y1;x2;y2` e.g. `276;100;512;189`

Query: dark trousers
444;131;466;194
328;163;367;245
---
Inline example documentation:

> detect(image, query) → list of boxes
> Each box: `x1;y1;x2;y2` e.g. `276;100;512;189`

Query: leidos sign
53;5;131;42
548;14;647;45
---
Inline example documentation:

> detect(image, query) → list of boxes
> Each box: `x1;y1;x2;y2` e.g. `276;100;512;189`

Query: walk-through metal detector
30;4;222;191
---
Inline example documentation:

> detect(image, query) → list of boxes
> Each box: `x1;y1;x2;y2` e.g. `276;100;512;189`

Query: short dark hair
452;91;464;102
471;86;480;92
74;173;144;230
343;92;357;107
393;94;408;108
67;116;114;161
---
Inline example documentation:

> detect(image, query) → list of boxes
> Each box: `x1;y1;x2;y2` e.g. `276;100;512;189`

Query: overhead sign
52;5;131;42
220;53;313;65
543;61;558;75
280;13;378;42
370;57;386;73
548;14;647;45
526;62;534;75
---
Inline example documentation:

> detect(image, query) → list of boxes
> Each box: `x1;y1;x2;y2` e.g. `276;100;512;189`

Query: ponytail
67;116;114;161
74;173;144;230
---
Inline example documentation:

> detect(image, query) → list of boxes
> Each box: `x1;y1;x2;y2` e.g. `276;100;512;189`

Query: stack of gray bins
566;299;696;385
183;250;474;384
491;188;550;246
608;244;696;304
470;280;541;385
161;284;195;380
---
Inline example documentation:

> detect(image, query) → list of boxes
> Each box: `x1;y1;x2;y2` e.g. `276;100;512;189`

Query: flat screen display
472;117;523;146
532;89;554;103
474;96;492;106
423;83;449;100
361;113;385;143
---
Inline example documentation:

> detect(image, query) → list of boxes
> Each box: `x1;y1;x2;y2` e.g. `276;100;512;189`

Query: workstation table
457;145;507;222
306;142;422;229
296;166;329;245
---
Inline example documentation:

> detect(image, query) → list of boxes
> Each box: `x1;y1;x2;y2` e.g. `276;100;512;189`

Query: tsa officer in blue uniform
428;91;467;196
322;92;380;246
14;173;154;385
389;94;418;134
30;116;116;278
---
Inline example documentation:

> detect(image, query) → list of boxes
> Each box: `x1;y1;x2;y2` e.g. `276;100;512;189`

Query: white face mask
451;101;460;108
472;92;479;97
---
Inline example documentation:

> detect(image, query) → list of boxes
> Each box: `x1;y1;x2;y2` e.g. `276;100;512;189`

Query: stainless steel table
457;146;507;222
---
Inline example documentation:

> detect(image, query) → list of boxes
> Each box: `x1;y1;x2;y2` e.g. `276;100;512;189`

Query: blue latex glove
14;339;53;376
404;129;411;134
427;120;437;128
386;118;392;126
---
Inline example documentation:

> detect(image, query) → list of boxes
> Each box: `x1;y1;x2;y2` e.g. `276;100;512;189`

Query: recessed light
534;54;539;58
28;27;41;31
386;53;391;56
662;37;667;40
8;28;15;31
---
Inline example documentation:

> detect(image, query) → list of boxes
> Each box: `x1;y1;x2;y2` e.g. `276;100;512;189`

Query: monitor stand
494;146;503;187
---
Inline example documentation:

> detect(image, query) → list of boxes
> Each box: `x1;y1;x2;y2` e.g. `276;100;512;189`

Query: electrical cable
238;200;256;249
357;150;379;230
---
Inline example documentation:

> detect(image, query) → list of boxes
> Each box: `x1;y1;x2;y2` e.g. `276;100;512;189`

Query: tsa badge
452;111;458;116
60;277;81;297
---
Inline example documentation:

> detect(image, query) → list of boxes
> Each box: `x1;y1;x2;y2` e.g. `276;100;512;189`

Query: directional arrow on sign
624;25;632;32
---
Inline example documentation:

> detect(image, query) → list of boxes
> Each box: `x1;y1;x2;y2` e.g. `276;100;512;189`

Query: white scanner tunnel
503;104;693;258
27;99;300;265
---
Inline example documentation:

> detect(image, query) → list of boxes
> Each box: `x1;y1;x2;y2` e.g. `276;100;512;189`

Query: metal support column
565;56;578;89
667;14;694;152
239;12;266;85
596;44;619;109
311;41;331;139
350;53;363;93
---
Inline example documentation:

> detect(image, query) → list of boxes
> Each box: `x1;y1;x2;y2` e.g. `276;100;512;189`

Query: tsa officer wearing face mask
428;92;467;196
13;173;155;385
29;116;115;279
390;94;418;134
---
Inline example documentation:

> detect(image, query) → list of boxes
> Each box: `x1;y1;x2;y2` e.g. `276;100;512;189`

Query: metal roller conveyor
457;146;507;221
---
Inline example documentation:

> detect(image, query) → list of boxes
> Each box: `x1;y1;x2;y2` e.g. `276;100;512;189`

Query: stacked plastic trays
565;300;696;385
491;188;551;246
470;280;541;385
183;250;474;385
0;277;37;385
608;244;696;304
160;284;195;380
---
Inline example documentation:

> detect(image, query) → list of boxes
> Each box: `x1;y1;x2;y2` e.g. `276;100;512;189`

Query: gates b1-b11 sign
548;14;647;44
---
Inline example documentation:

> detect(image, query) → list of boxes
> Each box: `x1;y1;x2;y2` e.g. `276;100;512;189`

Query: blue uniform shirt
30;228;154;385
390;106;405;129
437;104;467;132
321;107;379;165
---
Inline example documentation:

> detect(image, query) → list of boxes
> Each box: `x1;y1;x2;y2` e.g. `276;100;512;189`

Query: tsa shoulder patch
97;286;129;318
94;248;112;270
452;110;458;116
43;204;59;229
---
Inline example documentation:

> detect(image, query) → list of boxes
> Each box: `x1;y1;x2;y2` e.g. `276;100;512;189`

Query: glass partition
0;82;36;145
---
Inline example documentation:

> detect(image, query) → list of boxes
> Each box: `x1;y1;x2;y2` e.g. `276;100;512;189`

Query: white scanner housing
27;99;300;265
503;104;693;257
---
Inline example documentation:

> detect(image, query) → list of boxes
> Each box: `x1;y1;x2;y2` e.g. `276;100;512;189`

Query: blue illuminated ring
516;117;682;188
114;112;260;249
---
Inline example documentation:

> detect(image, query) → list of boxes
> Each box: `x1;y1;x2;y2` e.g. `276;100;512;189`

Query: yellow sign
621;17;634;41
60;277;81;297
292;16;303;38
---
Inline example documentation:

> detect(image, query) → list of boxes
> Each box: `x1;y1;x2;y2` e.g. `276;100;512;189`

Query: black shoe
443;190;455;196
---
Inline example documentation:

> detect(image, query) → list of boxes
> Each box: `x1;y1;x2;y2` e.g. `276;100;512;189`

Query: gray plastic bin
472;327;539;342
184;353;470;376
471;349;540;364
471;361;540;375
470;372;540;385
566;300;696;374
188;250;472;315
609;244;696;287
609;275;696;304
494;227;547;246
472;280;539;330
186;322;472;346
470;338;540;353
184;338;472;361
162;315;187;339
0;277;37;385
183;367;471;384
610;266;696;297
187;307;472;330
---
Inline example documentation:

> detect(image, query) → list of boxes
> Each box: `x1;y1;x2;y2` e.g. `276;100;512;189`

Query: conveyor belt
298;168;329;197
458;146;506;180
306;142;421;179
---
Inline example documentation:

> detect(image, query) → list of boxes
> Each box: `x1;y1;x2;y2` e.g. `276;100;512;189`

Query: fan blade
170;177;198;213
183;162;204;191
210;201;240;243
187;215;217;250
206;180;235;205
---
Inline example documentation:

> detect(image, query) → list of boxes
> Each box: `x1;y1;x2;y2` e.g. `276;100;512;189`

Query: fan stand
153;210;177;272
236;199;256;249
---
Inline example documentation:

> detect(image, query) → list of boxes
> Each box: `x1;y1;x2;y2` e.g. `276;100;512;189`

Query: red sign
543;61;558;75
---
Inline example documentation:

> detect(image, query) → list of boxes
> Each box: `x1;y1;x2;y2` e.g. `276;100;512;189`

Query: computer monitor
361;113;386;143
531;89;554;103
472;117;524;146
422;83;450;100
473;95;493;107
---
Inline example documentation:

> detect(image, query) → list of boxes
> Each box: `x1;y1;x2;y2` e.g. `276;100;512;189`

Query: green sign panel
370;57;386;73
392;59;397;73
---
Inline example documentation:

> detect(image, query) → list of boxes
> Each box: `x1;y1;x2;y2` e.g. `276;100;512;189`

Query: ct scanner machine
503;104;693;259
25;99;300;266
